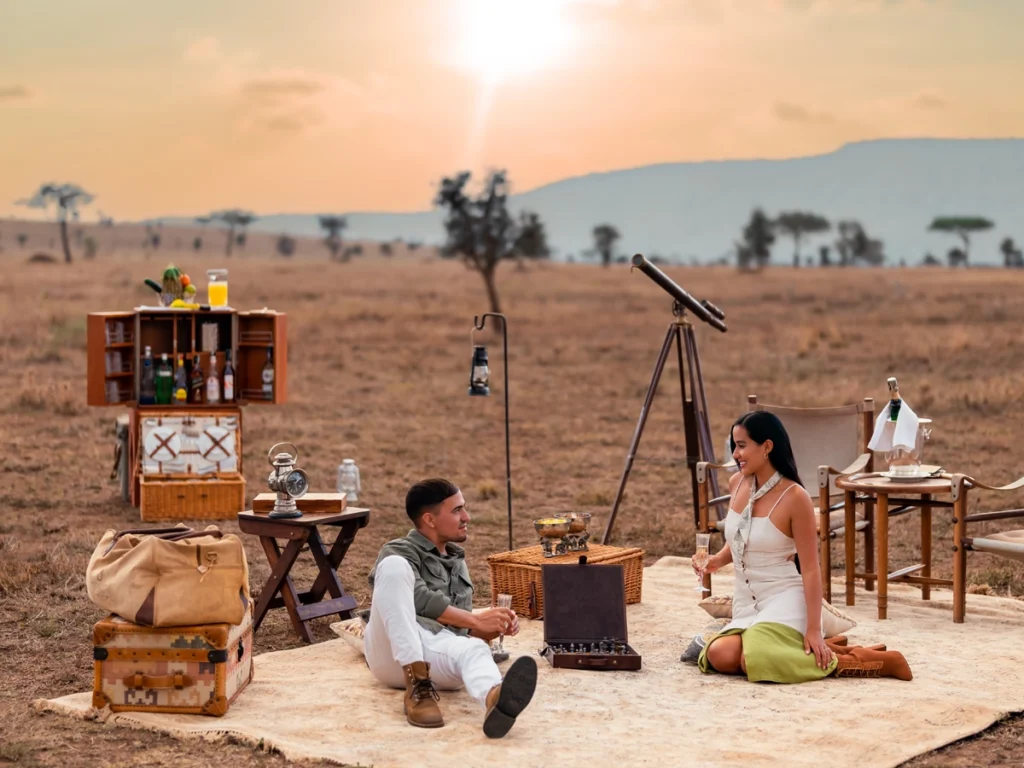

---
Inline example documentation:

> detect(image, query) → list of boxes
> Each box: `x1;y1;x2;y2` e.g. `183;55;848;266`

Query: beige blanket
37;558;1024;768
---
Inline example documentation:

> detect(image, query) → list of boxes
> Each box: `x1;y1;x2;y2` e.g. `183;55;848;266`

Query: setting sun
454;0;575;84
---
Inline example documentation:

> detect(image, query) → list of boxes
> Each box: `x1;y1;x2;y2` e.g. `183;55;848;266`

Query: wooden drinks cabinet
86;308;287;520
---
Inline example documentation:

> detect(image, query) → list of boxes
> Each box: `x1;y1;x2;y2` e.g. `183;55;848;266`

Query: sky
1;0;1023;220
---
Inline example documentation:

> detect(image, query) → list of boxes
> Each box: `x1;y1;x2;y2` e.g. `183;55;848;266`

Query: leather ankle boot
403;662;444;728
483;656;538;739
834;647;912;681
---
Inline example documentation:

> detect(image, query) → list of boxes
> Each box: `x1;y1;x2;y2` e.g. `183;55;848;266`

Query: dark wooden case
540;560;642;671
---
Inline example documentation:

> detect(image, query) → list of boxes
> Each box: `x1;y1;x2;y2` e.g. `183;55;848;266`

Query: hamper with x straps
138;408;246;520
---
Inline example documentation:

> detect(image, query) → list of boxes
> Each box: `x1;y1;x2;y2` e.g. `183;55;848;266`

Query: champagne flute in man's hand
692;533;711;592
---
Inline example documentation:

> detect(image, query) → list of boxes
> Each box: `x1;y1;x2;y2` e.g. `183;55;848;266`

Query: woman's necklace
731;471;783;566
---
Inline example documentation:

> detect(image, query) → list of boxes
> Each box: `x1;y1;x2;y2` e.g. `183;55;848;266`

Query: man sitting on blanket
365;478;538;736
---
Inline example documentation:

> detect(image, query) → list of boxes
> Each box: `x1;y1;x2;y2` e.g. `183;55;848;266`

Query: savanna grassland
2;238;1023;766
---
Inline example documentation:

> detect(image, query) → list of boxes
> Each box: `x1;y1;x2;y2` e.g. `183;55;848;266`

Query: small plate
880;466;943;482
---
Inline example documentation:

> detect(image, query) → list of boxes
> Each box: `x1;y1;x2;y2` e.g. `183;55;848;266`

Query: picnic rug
36;557;1024;768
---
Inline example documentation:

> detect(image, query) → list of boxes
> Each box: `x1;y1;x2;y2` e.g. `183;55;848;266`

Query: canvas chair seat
967;529;1024;564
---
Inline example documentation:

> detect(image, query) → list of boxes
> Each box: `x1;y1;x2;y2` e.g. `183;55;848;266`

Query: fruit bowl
534;518;571;539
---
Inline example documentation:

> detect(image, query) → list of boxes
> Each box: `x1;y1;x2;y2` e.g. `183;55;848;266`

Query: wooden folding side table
238;493;370;643
835;473;960;621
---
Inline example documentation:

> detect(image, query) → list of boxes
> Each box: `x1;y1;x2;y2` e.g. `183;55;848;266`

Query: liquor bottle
155;353;173;405
190;354;205;404
887;377;901;422
173;354;188;405
262;347;274;400
222;349;235;402
206;355;221;404
139;346;156;405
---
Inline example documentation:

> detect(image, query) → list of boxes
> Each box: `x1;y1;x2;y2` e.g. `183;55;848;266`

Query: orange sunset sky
2;0;1022;220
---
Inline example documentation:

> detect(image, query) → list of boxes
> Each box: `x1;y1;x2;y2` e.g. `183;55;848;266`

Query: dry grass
1;248;1023;766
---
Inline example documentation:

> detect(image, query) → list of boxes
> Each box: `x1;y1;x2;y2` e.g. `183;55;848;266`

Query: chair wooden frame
696;395;924;601
951;472;1024;622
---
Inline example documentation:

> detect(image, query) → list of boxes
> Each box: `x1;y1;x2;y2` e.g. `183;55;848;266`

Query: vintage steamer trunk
540;560;642;671
92;605;254;716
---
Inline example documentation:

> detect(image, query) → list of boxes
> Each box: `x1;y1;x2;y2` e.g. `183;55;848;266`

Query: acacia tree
591;224;620;267
209;209;257;256
318;215;347;260
434;170;548;314
927;216;993;266
774;211;830;268
834;220;885;266
16;183;95;263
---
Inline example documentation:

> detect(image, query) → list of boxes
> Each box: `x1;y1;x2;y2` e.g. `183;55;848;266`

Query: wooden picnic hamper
487;544;644;619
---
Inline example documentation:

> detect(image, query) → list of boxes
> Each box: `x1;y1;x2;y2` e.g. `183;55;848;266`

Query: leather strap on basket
123;673;195;690
164;529;224;542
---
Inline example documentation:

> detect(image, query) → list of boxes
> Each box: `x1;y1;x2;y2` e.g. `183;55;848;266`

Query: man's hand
473;607;517;637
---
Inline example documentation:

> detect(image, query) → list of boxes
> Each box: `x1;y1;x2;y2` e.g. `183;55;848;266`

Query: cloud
183;36;220;61
0;85;34;103
240;73;330;101
910;90;948;110
230;69;366;138
773;101;835;123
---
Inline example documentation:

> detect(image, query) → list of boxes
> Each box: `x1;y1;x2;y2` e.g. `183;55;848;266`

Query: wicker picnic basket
487;544;645;619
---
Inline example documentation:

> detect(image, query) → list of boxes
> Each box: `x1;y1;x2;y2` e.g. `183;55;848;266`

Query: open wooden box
540;559;642;671
86;307;287;519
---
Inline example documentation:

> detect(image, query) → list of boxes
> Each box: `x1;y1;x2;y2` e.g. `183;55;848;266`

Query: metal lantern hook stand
601;254;728;545
469;312;514;552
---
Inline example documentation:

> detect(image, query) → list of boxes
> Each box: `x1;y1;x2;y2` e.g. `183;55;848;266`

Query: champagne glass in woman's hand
692;533;712;592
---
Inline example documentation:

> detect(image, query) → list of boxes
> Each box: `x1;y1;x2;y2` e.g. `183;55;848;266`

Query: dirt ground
2;239;1023;766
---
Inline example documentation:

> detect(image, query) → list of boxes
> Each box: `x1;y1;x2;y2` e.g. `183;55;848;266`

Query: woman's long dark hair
730;411;803;488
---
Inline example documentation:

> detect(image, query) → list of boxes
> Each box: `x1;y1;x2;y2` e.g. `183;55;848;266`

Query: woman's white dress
720;496;823;638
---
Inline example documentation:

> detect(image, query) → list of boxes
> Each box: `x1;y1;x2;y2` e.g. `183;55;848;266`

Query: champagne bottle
887;377;901;422
155;353;173;405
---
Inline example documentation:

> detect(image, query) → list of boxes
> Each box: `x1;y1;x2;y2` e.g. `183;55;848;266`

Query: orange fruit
181;274;191;287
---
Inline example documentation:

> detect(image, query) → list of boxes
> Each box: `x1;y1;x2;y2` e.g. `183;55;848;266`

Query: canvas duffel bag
86;524;251;627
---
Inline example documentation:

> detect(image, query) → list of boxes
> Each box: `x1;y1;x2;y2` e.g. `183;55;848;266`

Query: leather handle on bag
104;527;196;555
122;673;195;690
164;529;224;542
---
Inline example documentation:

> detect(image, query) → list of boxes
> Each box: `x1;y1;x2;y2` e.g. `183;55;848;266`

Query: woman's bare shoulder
728;471;744;492
779;481;814;514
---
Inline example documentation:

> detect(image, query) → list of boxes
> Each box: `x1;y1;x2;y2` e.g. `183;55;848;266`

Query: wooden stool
238;494;370;643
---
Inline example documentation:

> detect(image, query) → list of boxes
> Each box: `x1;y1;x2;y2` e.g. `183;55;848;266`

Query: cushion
698;594;856;638
821;599;857;637
330;617;366;656
680;618;729;664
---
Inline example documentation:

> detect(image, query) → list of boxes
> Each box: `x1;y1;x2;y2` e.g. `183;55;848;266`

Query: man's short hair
406;478;460;523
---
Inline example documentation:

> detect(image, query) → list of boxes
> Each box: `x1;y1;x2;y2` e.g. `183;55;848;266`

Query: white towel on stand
867;400;920;453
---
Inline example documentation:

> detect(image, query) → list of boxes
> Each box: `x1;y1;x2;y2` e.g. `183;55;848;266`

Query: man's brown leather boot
403;662;444;728
482;656;538;738
834;647;912;681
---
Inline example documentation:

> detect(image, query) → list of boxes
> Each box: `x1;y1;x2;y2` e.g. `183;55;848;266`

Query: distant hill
154;138;1024;265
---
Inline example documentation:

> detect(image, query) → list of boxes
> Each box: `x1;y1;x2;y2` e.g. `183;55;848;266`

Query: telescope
630;254;727;332
602;253;728;552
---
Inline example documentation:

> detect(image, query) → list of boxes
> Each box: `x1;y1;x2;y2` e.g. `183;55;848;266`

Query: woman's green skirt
698;622;837;683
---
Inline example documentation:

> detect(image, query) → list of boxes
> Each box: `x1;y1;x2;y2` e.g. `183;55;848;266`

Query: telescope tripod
601;303;723;544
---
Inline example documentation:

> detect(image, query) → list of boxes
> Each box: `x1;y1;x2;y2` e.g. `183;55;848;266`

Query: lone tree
927;216;994;266
1000;237;1023;268
774;211;830;268
16;183;95;263
207;210;257;256
737;208;775;270
835;220;885;266
434;170;548;314
318;215;347;260
591;224;621;267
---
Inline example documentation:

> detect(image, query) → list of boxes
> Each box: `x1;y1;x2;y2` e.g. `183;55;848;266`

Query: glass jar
207;269;229;307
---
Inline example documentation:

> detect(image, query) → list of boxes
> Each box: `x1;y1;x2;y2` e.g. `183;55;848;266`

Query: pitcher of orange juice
207;269;228;307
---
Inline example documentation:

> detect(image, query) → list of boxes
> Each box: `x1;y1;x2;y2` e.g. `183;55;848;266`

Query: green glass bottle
155;353;173;405
887;377;901;422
